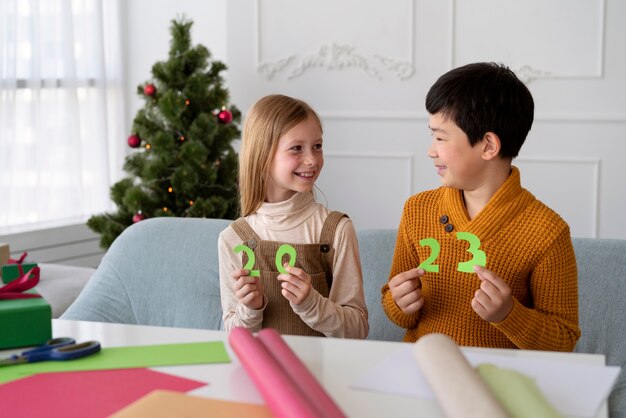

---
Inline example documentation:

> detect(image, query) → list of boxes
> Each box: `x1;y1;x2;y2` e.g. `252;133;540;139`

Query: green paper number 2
234;244;260;277
233;244;298;276
417;232;486;273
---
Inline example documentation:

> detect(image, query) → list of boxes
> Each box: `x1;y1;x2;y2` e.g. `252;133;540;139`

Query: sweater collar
440;166;535;241
255;192;317;230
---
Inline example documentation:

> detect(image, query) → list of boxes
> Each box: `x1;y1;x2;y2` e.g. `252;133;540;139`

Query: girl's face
266;115;324;203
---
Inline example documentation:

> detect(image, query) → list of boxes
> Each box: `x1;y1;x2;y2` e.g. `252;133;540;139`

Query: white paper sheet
351;345;620;418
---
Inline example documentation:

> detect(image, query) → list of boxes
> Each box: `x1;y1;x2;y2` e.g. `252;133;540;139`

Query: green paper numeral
418;238;440;272
416;232;486;273
233;244;299;276
456;232;487;272
233;244;260;277
275;244;297;274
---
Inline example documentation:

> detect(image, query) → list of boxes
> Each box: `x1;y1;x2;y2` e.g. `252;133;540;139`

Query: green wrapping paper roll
476;363;562;418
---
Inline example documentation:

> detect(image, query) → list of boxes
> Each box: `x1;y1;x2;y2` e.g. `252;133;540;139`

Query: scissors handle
22;337;76;355
26;341;101;363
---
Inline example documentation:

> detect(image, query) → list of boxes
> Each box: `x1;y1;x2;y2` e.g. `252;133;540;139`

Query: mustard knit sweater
381;167;581;351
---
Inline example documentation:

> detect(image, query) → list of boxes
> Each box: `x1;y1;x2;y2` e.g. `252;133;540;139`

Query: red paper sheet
0;368;206;418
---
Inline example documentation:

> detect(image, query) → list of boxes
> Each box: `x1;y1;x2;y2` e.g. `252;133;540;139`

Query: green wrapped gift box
2;262;38;284
0;290;52;349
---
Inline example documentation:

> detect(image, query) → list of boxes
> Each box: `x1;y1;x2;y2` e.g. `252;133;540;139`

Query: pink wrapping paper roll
257;328;346;418
228;327;320;418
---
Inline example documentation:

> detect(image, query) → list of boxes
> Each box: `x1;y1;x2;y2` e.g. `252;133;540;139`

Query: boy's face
427;112;486;191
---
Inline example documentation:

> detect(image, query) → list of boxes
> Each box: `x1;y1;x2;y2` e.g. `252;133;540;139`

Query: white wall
224;0;626;239
122;0;626;239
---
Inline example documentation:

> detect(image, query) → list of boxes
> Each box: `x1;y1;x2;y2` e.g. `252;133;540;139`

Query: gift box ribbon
7;252;29;277
0;266;41;300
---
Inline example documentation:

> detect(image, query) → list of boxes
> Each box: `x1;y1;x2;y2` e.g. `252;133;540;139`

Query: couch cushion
357;229;404;342
573;237;626;417
62;217;231;330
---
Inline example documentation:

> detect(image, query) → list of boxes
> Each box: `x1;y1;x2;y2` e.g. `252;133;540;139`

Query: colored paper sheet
0;368;206;418
110;389;273;418
0;341;230;384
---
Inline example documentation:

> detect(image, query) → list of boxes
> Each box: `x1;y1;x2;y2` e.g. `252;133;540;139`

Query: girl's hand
388;268;425;314
277;264;312;305
232;268;264;310
471;265;513;323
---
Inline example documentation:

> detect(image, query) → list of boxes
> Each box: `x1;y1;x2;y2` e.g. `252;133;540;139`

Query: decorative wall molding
318;111;626;123
513;65;552;84
255;0;416;81
258;43;415;81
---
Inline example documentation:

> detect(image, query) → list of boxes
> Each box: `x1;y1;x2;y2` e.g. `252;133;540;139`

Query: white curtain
0;0;125;231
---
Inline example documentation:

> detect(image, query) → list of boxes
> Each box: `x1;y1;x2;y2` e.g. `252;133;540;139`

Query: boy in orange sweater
381;62;580;351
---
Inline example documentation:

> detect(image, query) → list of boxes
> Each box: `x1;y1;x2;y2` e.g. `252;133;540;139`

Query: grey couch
62;217;626;417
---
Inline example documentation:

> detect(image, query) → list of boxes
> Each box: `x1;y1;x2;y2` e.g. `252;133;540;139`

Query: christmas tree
88;18;240;249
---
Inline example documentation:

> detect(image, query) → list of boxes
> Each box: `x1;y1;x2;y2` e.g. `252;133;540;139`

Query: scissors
0;337;101;367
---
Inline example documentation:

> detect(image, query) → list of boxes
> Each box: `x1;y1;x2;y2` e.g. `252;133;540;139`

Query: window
0;0;125;232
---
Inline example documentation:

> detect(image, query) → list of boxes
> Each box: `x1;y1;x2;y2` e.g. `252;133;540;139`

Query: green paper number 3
418;232;486;273
233;244;298;276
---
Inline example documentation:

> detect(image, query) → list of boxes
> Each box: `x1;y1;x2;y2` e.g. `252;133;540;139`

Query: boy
381;62;580;351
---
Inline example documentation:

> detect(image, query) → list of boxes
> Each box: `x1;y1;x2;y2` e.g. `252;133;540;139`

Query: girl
218;94;368;338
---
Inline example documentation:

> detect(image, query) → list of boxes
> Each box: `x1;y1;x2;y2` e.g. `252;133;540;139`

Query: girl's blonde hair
238;94;322;217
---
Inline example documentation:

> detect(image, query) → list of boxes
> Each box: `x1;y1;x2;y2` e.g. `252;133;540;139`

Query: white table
3;319;609;418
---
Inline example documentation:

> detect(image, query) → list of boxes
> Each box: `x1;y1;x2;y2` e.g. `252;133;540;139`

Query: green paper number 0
275;244;297;274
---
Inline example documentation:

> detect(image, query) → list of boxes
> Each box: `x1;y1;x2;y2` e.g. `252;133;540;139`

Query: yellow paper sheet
109;390;273;418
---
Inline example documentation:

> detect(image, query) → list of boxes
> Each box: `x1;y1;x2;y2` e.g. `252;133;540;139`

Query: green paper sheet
0;341;230;385
476;363;563;418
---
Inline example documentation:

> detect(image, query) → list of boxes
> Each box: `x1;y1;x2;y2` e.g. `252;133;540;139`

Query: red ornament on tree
127;134;141;148
217;108;233;124
143;83;156;97
132;210;146;223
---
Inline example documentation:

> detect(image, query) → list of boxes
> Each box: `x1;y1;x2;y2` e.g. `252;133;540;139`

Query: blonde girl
218;94;368;338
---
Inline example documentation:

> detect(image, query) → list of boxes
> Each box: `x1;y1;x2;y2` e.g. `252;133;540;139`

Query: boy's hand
232;268;264;310
277;265;312;305
471;265;513;323
388;268;425;315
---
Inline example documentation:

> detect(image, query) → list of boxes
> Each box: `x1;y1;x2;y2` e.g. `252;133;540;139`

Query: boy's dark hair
425;62;534;159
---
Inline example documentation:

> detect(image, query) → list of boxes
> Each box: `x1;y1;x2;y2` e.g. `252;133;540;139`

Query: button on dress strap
230;218;262;248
